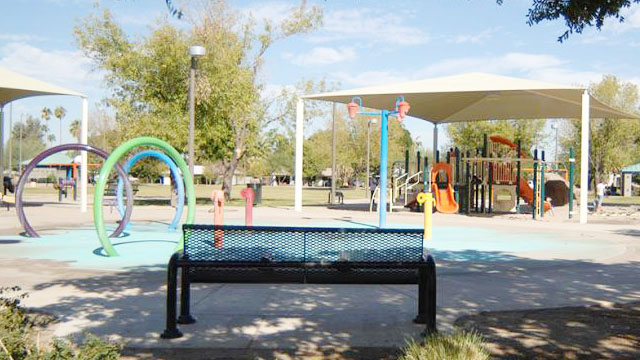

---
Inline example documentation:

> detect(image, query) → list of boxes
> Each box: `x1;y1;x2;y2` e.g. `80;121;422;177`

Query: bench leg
178;266;196;324
423;255;437;336
161;253;183;339
413;266;428;324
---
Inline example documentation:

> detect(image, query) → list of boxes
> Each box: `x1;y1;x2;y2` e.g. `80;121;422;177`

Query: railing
393;172;408;201
403;171;423;205
369;186;394;213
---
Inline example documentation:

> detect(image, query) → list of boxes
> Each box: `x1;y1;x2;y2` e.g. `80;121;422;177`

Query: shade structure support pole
379;110;389;228
294;99;304;212
80;97;89;212
330;103;337;205
580;91;589;224
432;124;438;162
0;105;4;184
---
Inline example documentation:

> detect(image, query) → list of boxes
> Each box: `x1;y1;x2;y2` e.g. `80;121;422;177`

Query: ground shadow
18;250;640;359
456;302;640;359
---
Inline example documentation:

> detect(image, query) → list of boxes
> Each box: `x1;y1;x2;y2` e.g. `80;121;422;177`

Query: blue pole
379;110;389;228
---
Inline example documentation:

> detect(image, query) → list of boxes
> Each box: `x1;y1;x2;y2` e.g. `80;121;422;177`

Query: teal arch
94;137;195;256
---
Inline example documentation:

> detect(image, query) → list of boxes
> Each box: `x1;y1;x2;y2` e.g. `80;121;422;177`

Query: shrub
398;330;490;360
0;287;122;360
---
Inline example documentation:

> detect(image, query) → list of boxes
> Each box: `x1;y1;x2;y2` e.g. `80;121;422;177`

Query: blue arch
117;150;185;231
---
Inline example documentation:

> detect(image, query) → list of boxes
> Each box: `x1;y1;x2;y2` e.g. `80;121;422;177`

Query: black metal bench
161;224;437;339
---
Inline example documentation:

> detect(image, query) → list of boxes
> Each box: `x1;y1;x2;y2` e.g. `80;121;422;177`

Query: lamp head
189;45;206;57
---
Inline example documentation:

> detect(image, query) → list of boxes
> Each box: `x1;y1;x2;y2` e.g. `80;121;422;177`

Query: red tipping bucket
397;100;410;119
347;101;359;119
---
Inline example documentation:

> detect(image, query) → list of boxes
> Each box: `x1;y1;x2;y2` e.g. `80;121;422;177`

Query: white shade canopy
303;72;639;122
0;67;85;106
0;67;89;213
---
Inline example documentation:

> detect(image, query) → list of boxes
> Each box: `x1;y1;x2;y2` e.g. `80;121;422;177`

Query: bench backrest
182;224;425;263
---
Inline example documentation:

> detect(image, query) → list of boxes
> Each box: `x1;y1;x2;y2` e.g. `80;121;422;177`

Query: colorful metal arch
15;144;134;238
116;149;185;231
94;137;195;256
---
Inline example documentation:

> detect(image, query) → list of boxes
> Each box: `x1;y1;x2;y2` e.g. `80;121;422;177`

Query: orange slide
431;163;459;213
489;135;551;212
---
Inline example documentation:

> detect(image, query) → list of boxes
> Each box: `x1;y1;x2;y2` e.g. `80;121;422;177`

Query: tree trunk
222;171;234;201
221;131;245;201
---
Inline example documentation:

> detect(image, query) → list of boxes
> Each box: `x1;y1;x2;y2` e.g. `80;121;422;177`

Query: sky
1;0;640;156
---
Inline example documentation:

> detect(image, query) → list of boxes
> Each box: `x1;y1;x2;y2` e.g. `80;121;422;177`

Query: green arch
94;137;195;256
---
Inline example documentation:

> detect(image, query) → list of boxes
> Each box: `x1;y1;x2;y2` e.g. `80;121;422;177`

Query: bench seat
161;224;437;339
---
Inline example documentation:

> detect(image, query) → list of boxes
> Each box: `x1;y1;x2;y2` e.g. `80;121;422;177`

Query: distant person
596;179;606;213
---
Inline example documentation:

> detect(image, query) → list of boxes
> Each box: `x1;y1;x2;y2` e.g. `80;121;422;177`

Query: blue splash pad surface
0;220;615;271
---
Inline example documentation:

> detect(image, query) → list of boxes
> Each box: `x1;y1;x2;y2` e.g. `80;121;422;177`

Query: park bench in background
161;224;437;339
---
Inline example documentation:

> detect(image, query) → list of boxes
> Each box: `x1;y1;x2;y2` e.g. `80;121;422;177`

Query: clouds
240;1;294;25
610;4;640;31
310;8;428;46
0;32;45;42
329;52;603;88
281;6;428;68
284;46;357;66
0;42;102;98
449;27;500;45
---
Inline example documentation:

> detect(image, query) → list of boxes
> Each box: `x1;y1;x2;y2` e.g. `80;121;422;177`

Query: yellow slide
431;163;459;214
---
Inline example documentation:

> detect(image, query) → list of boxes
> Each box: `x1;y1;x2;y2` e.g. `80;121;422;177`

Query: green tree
303;107;414;186
74;1;322;200
54;106;67;145
69;119;81;143
40;107;52;147
561;75;640;190
5;115;47;170
447;119;547;156
498;0;640;42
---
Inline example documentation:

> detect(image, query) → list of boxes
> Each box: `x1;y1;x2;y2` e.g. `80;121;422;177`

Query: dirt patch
455;302;640;359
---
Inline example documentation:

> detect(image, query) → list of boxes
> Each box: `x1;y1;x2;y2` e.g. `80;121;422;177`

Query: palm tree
41;107;52;147
69;119;81;143
54;106;67;145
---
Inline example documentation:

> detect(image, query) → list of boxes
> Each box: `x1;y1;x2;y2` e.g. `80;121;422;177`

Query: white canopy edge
0;67;89;212
0;67;85;106
302;72;638;122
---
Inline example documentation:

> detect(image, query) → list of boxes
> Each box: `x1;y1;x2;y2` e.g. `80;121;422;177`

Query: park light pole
551;122;559;164
188;45;206;180
366;118;377;197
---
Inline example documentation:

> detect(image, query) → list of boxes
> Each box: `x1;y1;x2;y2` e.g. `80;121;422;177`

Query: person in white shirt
596;179;606;213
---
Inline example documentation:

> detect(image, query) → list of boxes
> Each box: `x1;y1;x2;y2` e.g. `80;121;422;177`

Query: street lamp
188;45;206;180
366;118;377;197
551;122;559;164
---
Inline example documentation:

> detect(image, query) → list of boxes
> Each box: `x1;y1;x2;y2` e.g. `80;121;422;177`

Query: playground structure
93;137;196;256
12;136;263;256
369;150;428;214
370;134;575;220
448;135;573;219
116;149;185;231
10;138;194;256
15;144;134;238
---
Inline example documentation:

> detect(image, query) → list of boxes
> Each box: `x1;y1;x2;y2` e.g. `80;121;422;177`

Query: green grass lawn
21;184;368;207
136;184;368;206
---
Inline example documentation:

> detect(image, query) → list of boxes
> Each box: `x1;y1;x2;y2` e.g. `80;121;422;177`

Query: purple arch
15;144;134;238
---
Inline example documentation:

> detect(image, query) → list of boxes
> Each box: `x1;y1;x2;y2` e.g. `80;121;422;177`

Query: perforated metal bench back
182;225;425;263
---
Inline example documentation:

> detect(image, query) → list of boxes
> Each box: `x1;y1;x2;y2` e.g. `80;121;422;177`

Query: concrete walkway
1;204;640;357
